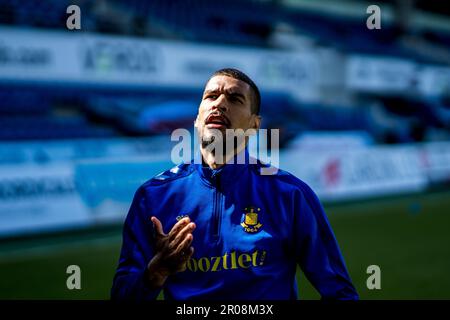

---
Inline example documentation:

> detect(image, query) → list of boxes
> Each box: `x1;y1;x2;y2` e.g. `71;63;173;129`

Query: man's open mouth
205;114;230;129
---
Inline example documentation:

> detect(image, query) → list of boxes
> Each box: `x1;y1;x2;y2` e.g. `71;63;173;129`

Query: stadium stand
0;88;117;140
0;0;449;144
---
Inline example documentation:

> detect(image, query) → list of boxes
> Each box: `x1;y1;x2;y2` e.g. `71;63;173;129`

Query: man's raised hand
146;216;195;288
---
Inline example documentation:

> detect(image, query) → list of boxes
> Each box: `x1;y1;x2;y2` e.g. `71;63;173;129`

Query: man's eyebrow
203;88;247;101
226;90;246;100
203;89;220;96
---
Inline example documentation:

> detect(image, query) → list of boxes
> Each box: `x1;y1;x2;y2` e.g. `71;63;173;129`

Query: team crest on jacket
241;206;263;233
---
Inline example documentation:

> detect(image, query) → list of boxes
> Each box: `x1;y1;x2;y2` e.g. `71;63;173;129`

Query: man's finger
151;216;165;236
170;222;196;247
167;217;191;240
186;246;194;260
175;233;194;255
176;246;195;273
188;247;194;260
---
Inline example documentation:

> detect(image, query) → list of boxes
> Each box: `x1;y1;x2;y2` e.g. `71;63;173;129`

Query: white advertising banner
281;145;428;201
0;27;319;98
0;159;173;237
346;55;418;94
418;141;450;183
2;27;448;100
0;164;91;237
417;66;450;97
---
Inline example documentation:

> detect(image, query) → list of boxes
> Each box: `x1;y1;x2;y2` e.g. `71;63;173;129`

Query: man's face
195;75;260;148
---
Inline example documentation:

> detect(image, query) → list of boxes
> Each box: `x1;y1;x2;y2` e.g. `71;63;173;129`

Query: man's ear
252;115;262;130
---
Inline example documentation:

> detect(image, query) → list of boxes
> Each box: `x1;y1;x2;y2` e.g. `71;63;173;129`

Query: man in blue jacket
111;68;359;300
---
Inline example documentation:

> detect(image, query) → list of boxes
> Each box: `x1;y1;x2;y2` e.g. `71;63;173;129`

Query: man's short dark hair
209;68;261;115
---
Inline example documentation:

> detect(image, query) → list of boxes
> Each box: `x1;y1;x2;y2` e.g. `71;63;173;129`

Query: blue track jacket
111;150;358;300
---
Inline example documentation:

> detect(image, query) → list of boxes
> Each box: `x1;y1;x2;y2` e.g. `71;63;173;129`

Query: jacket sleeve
111;186;162;301
293;182;359;300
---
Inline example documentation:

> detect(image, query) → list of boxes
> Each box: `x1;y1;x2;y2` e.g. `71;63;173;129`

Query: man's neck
200;143;247;170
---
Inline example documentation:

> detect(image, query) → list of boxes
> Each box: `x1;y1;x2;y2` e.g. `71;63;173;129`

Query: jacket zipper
212;172;222;239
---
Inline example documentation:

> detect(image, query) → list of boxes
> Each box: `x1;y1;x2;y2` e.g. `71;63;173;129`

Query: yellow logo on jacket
186;250;267;272
241;206;262;233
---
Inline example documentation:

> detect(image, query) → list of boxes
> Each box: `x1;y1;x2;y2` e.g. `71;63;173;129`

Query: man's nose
211;95;228;112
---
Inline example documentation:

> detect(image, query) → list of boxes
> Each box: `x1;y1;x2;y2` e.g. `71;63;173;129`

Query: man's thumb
151;216;165;236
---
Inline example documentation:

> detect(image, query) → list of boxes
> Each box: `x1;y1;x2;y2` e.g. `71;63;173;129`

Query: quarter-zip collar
194;147;251;188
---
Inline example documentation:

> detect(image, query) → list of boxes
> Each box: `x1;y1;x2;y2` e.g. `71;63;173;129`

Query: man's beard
201;134;217;149
201;131;242;156
201;134;228;156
